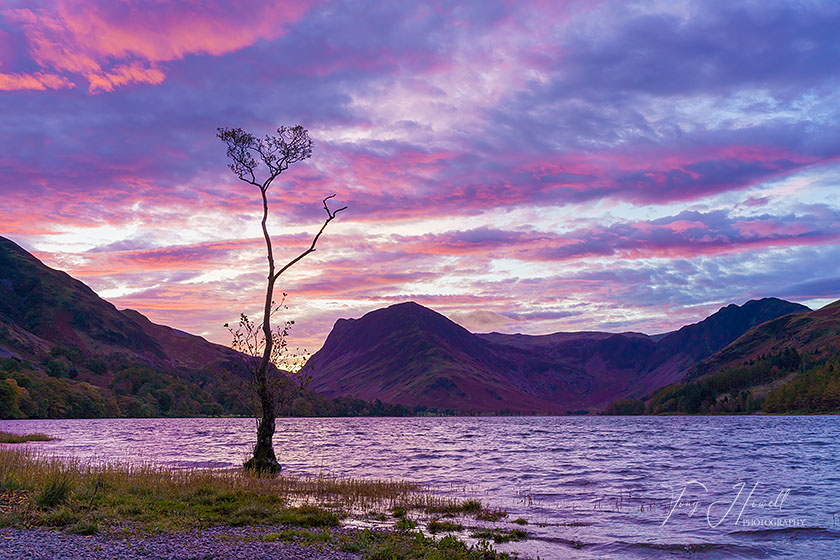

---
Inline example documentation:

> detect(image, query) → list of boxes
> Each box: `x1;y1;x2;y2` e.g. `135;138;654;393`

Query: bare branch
273;194;347;281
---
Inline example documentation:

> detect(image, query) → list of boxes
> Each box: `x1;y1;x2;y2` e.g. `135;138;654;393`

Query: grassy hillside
0;355;239;419
608;300;840;415
0;355;415;419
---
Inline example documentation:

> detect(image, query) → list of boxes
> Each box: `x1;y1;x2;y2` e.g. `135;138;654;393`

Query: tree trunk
244;405;280;474
244;187;282;475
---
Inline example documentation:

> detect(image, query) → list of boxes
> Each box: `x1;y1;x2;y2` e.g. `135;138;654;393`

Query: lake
1;416;838;559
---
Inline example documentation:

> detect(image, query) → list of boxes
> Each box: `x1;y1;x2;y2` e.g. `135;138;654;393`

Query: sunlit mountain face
1;1;838;351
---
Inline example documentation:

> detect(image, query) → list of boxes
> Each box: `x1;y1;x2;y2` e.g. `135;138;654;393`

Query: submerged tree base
243;456;282;475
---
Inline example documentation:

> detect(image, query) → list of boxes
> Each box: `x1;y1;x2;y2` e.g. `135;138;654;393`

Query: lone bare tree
217;125;346;474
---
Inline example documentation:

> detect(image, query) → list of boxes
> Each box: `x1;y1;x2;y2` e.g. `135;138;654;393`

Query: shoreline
0;447;526;560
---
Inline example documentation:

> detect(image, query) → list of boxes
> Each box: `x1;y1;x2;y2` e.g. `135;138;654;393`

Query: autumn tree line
606;348;840;415
0;351;413;420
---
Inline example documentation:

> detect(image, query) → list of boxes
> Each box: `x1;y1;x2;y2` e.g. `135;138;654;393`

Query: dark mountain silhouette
0;236;241;376
651;298;810;368
304;302;567;413
685;299;838;380
306;298;810;413
0;236;247;417
643;299;840;414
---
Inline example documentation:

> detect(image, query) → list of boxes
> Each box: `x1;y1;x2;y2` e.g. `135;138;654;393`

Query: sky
1;0;839;350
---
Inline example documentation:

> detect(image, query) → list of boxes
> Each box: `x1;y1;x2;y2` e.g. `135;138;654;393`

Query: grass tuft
277;504;342;527
470;528;528;543
423;498;482;516
68;519;99;535
476;507;507;522
427;518;463;533
0;432;56;444
395;516;417;530
36;473;74;509
229;503;275;526
0;474;25;491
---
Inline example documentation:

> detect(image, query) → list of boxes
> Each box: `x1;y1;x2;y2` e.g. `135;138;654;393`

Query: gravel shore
0;526;363;560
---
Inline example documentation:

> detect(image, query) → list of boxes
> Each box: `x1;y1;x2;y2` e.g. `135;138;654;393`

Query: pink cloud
284;141;825;227
0;70;74;90
735;219;813;238
20;205;838;349
4;1;313;92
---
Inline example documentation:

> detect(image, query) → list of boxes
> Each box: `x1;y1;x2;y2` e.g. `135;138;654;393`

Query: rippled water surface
1;416;838;559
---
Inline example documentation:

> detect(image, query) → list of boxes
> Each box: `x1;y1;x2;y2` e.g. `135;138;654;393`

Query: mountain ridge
306;297;810;413
641;299;840;415
0;236;417;419
1;235;818;417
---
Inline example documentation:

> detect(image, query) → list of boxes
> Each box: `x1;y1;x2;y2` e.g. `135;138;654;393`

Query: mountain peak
306;297;814;413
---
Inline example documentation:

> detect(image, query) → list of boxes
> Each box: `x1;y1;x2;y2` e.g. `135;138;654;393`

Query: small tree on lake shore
217;125;346;474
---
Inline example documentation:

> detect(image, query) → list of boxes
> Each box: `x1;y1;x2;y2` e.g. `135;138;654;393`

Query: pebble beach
0;526;363;560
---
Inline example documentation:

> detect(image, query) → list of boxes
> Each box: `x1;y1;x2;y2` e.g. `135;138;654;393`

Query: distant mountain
686;299;838;379
305;302;564;413
642;300;840;415
306;298;810;414
0;236;247;418
652;298;810;368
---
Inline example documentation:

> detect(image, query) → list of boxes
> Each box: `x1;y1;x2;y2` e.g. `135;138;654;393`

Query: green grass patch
0;447;413;534
470;528;527;543
68;519;99;535
395;516;417;530
475;507;507;522
229;503;276;526
0;432;56;444
277;504;342;527
427;518;464;533
512;517;528;525
39;506;82;527
424;498;482;516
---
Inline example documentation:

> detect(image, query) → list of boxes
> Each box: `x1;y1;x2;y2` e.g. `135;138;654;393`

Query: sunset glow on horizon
2;0;838;350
